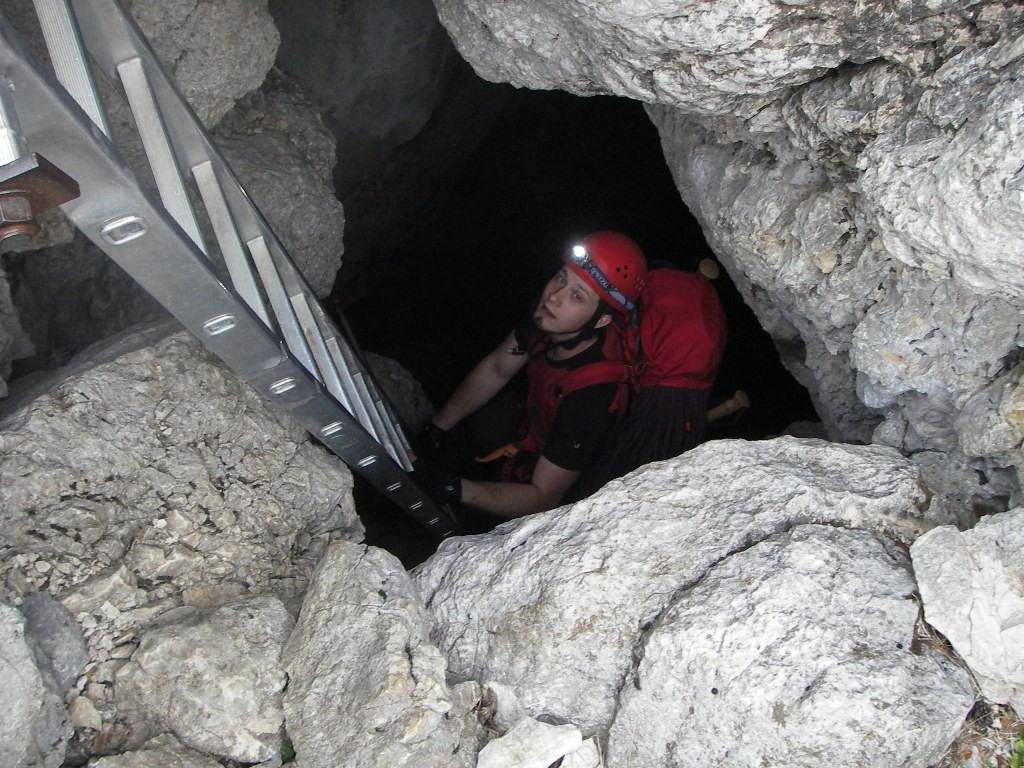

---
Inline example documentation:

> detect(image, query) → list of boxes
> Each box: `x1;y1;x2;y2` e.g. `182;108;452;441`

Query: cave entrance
336;87;819;563
341;87;818;441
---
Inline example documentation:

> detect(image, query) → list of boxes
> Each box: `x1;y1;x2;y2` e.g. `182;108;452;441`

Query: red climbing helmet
562;231;648;315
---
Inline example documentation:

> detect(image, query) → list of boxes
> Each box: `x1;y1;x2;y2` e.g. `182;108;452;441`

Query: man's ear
595;313;613;329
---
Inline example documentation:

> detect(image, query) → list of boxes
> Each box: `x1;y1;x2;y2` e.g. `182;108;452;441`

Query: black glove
410;420;456;463
412;458;463;505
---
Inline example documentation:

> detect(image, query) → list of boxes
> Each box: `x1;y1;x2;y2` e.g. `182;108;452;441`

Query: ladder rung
117;55;204;251
192;160;271;327
32;0;110;136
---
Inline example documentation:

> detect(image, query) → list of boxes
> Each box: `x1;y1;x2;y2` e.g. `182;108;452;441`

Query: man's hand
410;420;455;463
411;458;463;506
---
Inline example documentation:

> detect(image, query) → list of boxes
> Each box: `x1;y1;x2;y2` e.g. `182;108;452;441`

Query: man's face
533;266;607;340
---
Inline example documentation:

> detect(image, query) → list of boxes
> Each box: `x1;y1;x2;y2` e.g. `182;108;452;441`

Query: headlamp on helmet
562;231;648;315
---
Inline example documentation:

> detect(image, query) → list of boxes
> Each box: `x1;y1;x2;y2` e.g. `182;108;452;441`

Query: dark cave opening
334;87;821;563
340;87;819;441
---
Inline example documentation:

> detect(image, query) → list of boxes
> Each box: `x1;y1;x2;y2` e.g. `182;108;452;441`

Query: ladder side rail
69;0;410;449
290;292;389;446
0;21;458;538
326;326;412;469
303;297;409;461
316;300;416;452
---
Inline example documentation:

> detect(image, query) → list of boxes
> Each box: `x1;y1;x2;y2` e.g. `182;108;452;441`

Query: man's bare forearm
460;478;550;518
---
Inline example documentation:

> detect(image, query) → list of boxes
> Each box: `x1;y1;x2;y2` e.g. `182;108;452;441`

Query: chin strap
544;304;608;351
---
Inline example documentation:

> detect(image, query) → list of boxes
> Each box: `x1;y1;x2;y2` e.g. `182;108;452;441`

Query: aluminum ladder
0;0;460;538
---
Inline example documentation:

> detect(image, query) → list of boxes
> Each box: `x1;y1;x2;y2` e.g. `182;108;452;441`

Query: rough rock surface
911;507;1024;714
0;603;70;768
124;0;279;127
477;717;584;768
282;540;476;768
432;0;968;118
0;321;360;755
19;591;90;695
0;321;360;605
413;437;937;736
607;524;973;768
88;733;224;768
214;71;346;298
433;0;1024;515
115;595;292;763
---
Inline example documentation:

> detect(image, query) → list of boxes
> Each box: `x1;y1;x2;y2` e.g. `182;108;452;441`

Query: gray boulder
88;733;224;768
607;524;974;767
19;591;89;694
413;437;936;736
0;603;70;768
911;507;1024;715
115;595;293;763
214;72;346;298
282;540;478;768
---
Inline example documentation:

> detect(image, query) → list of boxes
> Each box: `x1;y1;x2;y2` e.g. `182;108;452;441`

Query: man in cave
411;230;648;525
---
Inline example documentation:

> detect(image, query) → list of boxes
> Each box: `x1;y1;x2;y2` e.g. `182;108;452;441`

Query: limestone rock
282;540;473;768
19;591;89;694
0;320;359;599
124;0;279;127
414;437;934;736
114;595;291;762
88;733;224;768
606;524;974;768
477;717;583;768
214;72;345;298
432;0;967;117
911;508;1024;707
0;320;360;752
0;603;70;768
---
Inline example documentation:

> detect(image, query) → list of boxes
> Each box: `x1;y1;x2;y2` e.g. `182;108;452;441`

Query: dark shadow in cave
336;87;820;564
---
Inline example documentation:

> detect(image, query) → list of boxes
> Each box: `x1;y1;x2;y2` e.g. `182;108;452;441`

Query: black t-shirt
515;320;620;473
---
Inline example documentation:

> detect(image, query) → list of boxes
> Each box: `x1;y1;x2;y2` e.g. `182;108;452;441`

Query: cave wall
431;0;1024;512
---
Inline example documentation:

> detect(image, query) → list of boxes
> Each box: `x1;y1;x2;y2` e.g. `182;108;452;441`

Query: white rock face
282;541;476;768
911;507;1024;710
0;603;70;768
0;321;360;753
414;437;935;736
115;595;293;763
607;524;974;768
477;717;583;768
0;322;359;605
432;0;964;117
88;734;224;768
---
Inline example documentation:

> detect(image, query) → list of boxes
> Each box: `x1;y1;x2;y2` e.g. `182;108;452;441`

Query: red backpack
569;267;727;401
619;267;726;390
